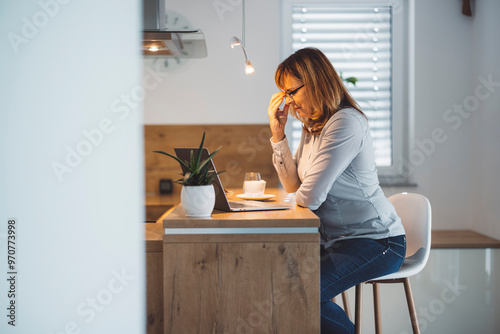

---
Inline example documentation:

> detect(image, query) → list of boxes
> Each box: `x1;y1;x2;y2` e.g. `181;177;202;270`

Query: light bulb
230;36;241;48
148;46;159;52
245;60;255;75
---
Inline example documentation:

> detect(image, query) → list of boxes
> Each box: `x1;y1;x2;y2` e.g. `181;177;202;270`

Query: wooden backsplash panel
144;125;280;194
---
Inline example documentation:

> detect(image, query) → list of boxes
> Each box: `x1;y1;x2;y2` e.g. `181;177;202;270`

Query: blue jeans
320;235;406;334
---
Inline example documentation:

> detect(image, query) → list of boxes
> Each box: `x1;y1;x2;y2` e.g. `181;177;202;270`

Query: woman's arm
267;92;301;192
295;111;364;209
271;136;301;193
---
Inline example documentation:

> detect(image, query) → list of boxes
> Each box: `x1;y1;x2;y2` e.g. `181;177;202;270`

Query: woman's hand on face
268;92;289;143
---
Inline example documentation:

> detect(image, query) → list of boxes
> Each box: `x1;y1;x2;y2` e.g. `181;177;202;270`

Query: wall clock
159;10;193;71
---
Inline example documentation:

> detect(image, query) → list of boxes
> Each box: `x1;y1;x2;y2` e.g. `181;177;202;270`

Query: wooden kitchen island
147;189;321;334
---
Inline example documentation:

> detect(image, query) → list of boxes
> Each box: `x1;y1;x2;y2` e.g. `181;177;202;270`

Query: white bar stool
346;193;432;334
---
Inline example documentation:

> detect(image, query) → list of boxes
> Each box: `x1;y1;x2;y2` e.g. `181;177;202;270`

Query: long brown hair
275;47;364;134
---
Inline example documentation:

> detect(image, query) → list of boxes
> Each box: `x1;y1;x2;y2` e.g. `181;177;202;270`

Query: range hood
142;0;207;58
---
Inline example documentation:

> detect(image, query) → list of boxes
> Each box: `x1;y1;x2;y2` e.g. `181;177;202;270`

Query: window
281;0;410;181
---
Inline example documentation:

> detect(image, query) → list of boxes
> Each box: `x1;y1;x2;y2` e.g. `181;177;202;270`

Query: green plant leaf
195;132;206;173
198;146;222;172
153;132;223;186
174;177;185;185
339;72;358;86
189;150;195;171
345;77;358;86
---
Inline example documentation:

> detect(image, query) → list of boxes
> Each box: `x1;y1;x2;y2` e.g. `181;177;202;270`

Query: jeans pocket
386;235;406;261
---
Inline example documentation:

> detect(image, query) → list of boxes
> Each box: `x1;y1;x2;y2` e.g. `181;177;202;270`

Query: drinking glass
243;172;266;196
244;172;261;182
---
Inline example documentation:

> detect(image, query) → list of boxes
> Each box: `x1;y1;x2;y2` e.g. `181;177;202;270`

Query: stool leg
342;291;352;321
403;277;421;334
372;283;382;334
354;284;363;334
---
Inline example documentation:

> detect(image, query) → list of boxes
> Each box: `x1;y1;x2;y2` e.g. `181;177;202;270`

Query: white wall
398;0;500;238
143;0;280;124
384;0;476;231
144;0;500;237
0;1;145;333
469;0;500;239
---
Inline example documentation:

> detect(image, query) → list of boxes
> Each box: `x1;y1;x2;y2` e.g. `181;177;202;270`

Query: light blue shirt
271;108;405;248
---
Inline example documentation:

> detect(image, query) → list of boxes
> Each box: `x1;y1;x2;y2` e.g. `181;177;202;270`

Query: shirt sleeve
270;136;302;193
295;112;364;210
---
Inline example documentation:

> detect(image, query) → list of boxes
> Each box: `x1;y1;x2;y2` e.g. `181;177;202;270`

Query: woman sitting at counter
267;47;406;334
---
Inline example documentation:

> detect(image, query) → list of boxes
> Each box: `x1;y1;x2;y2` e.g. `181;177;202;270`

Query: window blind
290;5;393;166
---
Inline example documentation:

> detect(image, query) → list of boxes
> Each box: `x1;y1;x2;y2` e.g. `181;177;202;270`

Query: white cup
243;180;266;196
243;172;266;196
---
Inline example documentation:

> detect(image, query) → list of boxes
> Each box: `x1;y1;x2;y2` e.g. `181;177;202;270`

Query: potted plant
154;132;223;218
339;72;358;86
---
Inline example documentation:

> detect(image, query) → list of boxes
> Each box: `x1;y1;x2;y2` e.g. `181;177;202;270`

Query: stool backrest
388;193;432;262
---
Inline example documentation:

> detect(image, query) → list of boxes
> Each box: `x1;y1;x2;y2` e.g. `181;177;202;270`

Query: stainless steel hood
142;0;207;58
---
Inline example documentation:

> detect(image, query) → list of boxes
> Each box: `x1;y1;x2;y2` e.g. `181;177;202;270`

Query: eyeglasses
285;84;305;102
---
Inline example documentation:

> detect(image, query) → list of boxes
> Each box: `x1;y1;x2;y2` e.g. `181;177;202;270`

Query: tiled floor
341;249;500;334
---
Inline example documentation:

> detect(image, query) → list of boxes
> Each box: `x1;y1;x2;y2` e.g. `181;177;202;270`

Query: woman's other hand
268;92;289;143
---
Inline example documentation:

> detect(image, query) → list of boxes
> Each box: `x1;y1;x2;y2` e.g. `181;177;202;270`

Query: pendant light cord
242;0;246;48
229;0;254;74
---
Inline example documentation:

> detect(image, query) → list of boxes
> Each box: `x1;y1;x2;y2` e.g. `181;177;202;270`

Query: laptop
174;148;291;212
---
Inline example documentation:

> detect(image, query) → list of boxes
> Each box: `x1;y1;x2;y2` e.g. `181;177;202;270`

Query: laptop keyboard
229;201;262;208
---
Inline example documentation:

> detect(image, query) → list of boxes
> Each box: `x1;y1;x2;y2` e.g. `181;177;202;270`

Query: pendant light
230;0;255;75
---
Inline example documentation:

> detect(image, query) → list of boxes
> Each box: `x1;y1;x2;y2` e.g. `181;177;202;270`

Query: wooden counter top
145;188;317;249
145;192;179;206
163;205;319;229
432;229;500;248
144;194;177;252
161;187;319;229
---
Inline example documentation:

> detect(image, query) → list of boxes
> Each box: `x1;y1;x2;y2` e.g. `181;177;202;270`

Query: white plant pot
180;185;216;218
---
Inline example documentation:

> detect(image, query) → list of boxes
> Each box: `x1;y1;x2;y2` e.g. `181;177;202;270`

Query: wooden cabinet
145;216;165;334
146;245;163;333
146;190;321;333
145;195;177;334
